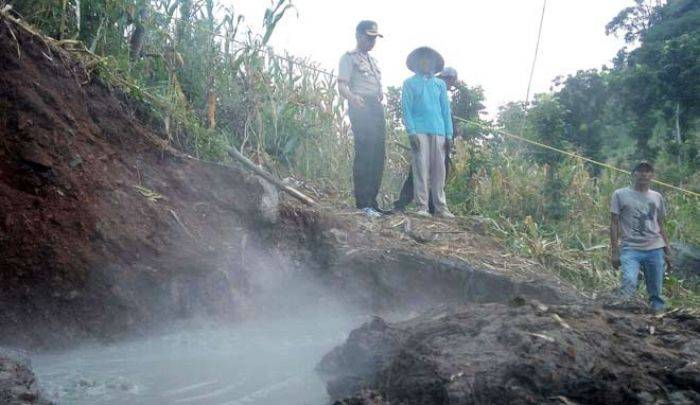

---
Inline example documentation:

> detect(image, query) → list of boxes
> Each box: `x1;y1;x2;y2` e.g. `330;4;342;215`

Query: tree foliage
450;83;488;139
554;69;608;169
606;0;664;43
505;0;700;190
609;0;700;183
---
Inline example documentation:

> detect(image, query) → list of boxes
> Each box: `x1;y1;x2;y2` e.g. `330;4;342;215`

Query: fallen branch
133;185;164;203
227;147;317;207
431;230;469;234
652;307;681;319
527;332;556;343
551;313;571;329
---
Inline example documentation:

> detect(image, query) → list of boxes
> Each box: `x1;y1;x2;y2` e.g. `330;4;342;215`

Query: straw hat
406;47;445;74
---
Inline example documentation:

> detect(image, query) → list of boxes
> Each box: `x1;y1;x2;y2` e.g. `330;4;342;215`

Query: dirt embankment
0;17;290;348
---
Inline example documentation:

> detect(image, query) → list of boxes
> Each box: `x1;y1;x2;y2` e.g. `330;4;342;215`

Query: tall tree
606;0;664;43
608;0;700;177
496;101;527;153
451;83;488;140
525;94;569;220
554;69;608;173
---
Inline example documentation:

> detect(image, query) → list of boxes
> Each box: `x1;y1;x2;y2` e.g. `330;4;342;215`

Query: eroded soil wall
0;20;289;348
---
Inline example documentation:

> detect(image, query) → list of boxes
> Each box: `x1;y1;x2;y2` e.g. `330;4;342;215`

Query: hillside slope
2;13;699;405
0;16;285;348
0;13;575;350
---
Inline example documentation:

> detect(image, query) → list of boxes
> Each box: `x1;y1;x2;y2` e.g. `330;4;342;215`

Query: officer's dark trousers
348;97;386;209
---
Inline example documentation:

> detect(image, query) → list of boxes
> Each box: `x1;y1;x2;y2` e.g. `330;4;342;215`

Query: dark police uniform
338;49;386;210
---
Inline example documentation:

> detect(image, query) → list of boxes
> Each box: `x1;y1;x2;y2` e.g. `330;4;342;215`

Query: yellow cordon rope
453;116;700;198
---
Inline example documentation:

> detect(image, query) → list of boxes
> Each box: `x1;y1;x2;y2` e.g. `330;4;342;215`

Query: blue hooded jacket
401;74;453;138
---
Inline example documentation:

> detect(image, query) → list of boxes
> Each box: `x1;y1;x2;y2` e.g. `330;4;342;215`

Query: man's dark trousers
394;147;451;213
348;97;386;209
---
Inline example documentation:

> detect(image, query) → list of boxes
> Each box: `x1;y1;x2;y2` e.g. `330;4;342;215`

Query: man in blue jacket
394;67;459;213
401;47;454;218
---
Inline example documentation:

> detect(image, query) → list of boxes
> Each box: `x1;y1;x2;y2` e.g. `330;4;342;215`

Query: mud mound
318;301;700;404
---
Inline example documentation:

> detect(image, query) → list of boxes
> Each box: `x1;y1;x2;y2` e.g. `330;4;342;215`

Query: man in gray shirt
338;20;386;218
610;161;672;312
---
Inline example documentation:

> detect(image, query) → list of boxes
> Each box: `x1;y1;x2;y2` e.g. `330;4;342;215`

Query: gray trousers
410;134;448;213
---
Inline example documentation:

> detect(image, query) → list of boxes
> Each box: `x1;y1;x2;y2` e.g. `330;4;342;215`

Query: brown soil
0;17;288;348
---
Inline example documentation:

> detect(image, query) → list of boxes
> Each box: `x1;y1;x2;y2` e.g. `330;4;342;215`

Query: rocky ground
318;300;700;404
0;349;51;405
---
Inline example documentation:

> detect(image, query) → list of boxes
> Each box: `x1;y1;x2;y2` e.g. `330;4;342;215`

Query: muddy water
32;312;361;405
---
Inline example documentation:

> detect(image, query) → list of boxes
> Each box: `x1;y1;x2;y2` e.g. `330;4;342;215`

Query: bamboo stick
226;147;317;207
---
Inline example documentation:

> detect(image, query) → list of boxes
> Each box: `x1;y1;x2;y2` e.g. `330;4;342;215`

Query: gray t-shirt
610;187;667;250
338;50;382;98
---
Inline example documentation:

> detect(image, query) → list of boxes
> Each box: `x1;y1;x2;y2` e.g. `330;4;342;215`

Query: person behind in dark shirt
393;67;459;213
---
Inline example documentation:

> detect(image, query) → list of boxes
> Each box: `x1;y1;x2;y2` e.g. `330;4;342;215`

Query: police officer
338;20;386;218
